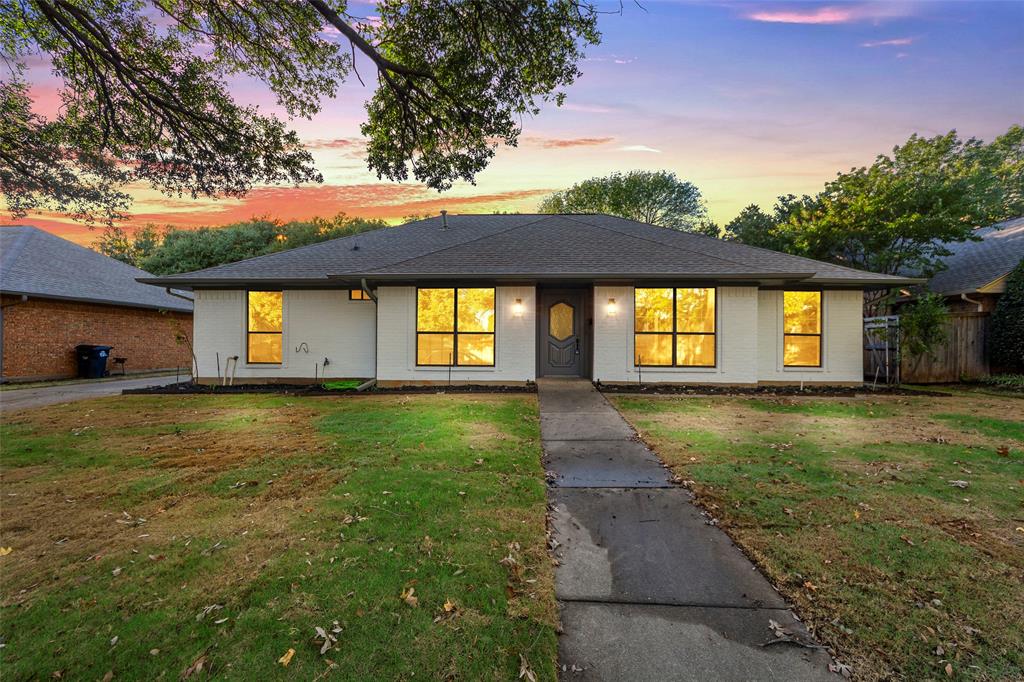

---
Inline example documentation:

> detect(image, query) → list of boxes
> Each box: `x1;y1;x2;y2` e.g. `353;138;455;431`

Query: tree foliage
538;170;708;231
777;127;1024;277
899;292;949;368
723;194;810;252
1;1;600;224
97;214;387;275
989;258;1024;372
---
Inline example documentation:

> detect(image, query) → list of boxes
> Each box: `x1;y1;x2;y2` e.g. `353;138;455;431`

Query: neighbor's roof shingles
926;217;1024;296
1;226;192;312
138;214;916;288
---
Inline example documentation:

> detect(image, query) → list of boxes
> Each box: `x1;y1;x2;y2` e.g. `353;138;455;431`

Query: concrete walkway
0;374;184;412
538;378;836;681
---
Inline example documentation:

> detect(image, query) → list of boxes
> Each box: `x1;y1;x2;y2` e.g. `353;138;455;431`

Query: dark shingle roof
926;217;1024;295
1;226;192;312
138;214;917;288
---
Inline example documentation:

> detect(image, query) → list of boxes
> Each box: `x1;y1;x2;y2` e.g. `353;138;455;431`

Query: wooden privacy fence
865;312;991;384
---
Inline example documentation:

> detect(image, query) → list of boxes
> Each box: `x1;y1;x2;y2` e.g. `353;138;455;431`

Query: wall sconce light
607;298;618;316
512;298;524;317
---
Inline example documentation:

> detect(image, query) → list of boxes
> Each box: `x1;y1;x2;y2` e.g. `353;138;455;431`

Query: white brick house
141;214;916;387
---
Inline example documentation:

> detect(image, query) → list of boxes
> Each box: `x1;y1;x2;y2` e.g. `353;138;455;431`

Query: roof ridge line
354;214;559;275
561;215;782;274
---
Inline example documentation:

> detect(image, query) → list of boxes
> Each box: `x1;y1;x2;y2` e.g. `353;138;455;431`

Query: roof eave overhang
0;288;192;313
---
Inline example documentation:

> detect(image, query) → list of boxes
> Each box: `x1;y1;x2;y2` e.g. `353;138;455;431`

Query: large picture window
416;288;495;366
247;291;283;364
783;291;822;367
634;287;715;367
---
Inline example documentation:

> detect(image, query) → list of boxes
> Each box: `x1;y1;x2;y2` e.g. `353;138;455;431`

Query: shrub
900;292;949;370
989;258;1024;372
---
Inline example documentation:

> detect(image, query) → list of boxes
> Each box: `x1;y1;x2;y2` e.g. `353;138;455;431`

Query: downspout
960;293;983;313
360;278;377;303
0;295;29;384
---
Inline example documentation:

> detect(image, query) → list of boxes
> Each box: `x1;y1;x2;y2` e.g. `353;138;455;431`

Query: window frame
246;290;283;365
415;287;496;368
782;290;823;368
349;289;371;301
633;286;717;368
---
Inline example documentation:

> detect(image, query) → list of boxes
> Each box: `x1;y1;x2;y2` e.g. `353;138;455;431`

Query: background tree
103;214;387;274
722;194;812;251
775;127;1024;278
989;258;1024;372
1;1;601;225
538;170;708;231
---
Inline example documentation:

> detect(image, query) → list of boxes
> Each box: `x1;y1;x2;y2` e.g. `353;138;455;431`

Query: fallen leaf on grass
945;662;953;677
102;672;113;682
803;580;817;591
829;661;852;678
948;480;969;489
400;587;418;607
278;648;295;667
180;651;207;675
996;446;1009;457
518;654;537;682
900;535;915;546
0;547;12;556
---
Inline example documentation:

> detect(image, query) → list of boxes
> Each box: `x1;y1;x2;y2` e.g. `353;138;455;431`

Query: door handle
575;338;580;354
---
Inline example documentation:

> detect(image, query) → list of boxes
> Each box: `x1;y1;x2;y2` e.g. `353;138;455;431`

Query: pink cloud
745;3;914;25
861;37;915;47
524;136;615;149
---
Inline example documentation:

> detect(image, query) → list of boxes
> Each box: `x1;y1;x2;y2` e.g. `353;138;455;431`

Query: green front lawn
613;392;1024;681
0;394;555;680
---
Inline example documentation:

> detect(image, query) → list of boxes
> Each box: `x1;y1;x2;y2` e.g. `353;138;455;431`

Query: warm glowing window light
783;291;821;367
634;287;715;367
416;288;495;366
247;291;283;364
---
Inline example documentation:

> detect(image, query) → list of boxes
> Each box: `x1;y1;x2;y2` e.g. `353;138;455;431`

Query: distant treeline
96;214;389;275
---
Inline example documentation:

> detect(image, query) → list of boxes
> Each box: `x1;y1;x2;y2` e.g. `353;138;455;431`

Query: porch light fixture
607;298;618;316
512;298;524;317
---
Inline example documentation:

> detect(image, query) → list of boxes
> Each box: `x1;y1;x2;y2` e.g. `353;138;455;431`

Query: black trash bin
75;344;113;379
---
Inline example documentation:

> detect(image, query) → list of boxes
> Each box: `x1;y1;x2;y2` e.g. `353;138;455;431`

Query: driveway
538;378;837;681
0;374;184;412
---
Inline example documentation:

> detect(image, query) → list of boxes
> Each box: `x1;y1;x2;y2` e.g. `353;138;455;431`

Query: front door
540;289;585;376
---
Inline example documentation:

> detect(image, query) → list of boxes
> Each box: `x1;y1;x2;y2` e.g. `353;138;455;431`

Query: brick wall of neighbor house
1;295;193;381
192;289;376;383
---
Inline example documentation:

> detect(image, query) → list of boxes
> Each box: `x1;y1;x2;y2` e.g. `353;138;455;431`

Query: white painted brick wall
756;289;863;383
593;286;760;384
376;285;536;382
192;289;375;380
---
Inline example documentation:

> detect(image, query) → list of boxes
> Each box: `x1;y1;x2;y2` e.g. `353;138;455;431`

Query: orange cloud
10;184;557;248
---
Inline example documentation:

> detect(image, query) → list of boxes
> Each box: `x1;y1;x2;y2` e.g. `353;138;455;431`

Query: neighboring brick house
1;226;193;382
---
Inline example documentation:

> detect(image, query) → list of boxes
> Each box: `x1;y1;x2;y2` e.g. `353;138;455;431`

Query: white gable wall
376;285;536;384
193;289;375;381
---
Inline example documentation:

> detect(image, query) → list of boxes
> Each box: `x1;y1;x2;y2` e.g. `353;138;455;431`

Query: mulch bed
123;381;537;396
596;383;951;397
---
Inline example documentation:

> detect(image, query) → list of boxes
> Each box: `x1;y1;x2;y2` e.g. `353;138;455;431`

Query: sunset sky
14;0;1024;246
